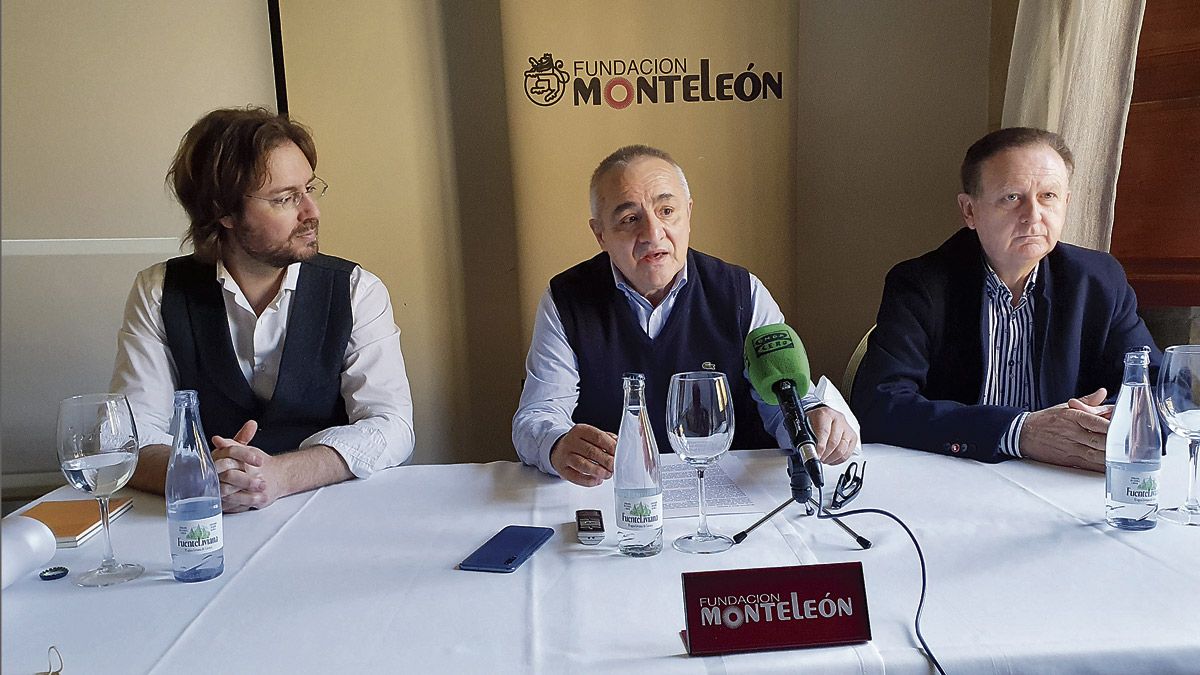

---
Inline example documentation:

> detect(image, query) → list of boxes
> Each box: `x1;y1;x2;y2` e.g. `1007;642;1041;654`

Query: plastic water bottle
614;373;663;557
1106;347;1162;530
166;390;224;581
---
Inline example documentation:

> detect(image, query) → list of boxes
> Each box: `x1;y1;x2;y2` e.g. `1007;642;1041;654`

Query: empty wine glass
1157;345;1200;526
57;393;144;585
667;371;735;554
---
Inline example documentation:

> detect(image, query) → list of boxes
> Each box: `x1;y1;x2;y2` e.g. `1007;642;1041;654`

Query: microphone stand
733;454;871;550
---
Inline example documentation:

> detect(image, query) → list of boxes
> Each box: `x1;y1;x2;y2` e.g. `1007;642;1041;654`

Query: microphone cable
813;485;947;675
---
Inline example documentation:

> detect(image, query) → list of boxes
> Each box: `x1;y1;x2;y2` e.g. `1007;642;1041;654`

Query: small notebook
21;497;134;548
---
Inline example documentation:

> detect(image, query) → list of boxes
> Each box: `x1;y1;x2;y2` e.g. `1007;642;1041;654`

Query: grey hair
589;144;690;218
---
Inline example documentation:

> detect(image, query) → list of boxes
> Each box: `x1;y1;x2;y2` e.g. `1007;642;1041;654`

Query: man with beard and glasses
112;107;415;512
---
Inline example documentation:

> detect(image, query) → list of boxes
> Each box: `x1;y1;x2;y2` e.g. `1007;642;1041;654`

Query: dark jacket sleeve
1096;255;1163;395
850;263;1020;463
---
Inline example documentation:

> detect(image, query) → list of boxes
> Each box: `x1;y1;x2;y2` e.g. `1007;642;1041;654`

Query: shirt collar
982;258;1038;304
609;259;689;308
216;260;301;313
216;260;300;289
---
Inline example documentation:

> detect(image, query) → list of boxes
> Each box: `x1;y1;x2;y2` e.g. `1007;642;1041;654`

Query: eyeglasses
829;460;865;511
244;176;328;211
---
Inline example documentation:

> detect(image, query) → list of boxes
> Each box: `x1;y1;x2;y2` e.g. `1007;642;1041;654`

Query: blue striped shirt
980;262;1039;457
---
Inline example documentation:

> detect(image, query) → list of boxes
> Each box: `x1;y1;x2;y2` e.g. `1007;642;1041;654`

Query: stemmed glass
667;371;735;554
57;393;144;585
1157;345;1200;526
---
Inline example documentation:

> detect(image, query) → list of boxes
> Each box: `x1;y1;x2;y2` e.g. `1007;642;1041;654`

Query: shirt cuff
801;394;825;414
998;412;1028;459
535;423;575;477
138;429;174;448
300;425;391;479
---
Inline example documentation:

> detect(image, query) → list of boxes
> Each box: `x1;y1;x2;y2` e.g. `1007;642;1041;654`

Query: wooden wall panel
1111;0;1200;307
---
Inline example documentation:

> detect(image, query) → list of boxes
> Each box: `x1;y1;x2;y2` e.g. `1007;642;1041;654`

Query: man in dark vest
112;107;415;512
512;145;856;487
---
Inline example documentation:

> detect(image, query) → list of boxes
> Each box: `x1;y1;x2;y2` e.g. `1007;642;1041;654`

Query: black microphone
744;324;824;490
787;453;813;504
734;323;870;551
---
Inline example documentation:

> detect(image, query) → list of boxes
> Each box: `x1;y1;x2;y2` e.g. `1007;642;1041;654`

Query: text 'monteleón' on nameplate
681;562;871;656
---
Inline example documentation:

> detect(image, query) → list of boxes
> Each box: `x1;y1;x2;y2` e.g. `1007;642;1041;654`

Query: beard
231;218;320;269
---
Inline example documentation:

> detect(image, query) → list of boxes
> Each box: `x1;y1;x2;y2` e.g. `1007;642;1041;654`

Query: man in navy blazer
851;128;1159;472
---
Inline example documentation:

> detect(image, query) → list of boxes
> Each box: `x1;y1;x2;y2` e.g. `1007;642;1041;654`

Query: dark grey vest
161;254;355;454
550;249;776;453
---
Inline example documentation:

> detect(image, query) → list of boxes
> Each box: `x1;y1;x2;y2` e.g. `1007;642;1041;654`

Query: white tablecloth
4;440;1198;674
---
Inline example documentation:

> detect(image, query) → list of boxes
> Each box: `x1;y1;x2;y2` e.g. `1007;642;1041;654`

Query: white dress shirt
110;259;415;478
512;261;819;476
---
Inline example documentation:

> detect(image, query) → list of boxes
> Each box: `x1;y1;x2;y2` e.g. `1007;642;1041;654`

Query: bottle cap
39;567;68;581
1124;347;1151;365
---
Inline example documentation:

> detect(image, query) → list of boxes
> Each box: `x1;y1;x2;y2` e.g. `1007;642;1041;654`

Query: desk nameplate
682;561;871;656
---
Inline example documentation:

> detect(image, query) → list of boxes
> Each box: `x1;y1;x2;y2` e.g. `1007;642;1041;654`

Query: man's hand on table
550;424;617;487
807;407;857;465
1019;388;1110;473
210;420;283;513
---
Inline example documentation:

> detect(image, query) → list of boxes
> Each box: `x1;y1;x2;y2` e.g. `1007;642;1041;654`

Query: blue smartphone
459;525;554;573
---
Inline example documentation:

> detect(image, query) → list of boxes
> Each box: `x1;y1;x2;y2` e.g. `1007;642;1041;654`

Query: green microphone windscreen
743;323;811;405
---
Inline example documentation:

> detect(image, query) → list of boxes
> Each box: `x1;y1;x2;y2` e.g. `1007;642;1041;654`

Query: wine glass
57;393;144;585
1157;345;1200;526
667;371;735;554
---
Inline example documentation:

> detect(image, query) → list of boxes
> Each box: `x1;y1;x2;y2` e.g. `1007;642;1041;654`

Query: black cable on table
813;485;946;675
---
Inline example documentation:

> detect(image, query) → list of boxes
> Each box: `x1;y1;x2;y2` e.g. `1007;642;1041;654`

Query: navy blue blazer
850;227;1160;463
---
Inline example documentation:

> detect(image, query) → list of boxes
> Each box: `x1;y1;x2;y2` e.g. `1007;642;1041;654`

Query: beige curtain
1002;0;1144;251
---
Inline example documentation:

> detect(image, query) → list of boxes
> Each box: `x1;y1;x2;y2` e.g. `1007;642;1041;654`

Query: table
4;441;1199;674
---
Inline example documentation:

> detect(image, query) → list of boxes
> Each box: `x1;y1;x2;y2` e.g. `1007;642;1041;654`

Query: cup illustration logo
525;52;569;106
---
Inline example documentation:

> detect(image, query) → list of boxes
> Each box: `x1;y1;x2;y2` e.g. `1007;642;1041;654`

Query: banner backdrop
274;0;992;465
499;0;800;340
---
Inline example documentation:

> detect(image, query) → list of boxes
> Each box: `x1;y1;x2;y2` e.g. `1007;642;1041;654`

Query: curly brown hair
167;107;317;263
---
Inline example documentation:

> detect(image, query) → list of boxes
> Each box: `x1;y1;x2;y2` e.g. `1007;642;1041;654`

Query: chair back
842;325;876;399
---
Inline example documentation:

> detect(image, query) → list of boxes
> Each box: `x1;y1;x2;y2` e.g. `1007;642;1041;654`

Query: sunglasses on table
829;460;865;511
